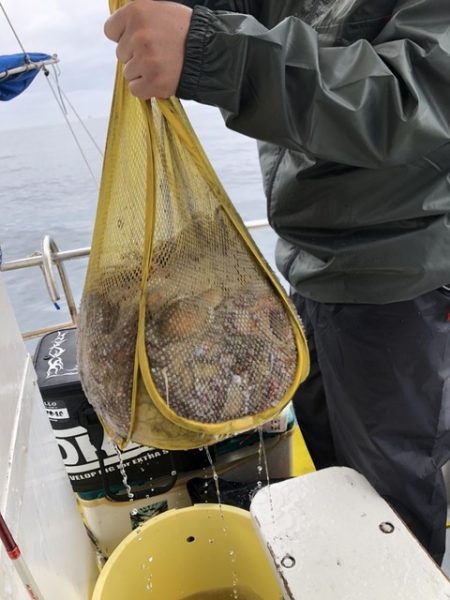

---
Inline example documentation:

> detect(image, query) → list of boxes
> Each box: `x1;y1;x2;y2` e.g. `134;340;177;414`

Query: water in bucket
182;586;264;599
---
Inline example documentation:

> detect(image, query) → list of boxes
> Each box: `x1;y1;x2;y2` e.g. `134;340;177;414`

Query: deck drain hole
186;536;195;543
379;522;395;534
281;554;296;568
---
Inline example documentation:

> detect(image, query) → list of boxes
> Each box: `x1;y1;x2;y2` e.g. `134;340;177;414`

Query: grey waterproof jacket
178;0;450;303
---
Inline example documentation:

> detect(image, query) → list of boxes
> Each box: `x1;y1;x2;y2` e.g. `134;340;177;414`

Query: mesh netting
77;17;308;449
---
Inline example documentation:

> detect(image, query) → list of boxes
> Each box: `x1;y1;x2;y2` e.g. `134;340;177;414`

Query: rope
0;1;101;183
45;71;99;185
0;1;29;58
49;63;103;158
59;85;104;157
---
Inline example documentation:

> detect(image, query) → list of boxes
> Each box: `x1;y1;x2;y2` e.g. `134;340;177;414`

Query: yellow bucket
92;504;283;599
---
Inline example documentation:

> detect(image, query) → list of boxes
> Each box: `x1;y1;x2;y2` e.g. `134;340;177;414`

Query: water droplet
114;445;135;501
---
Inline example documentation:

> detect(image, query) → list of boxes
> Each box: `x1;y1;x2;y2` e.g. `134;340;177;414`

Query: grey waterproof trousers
291;289;450;564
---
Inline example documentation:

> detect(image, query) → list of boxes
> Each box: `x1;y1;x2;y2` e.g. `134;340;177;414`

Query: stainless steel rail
0;55;59;81
0;219;270;340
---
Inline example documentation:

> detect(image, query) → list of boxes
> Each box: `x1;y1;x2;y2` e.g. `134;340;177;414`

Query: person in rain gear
104;0;450;564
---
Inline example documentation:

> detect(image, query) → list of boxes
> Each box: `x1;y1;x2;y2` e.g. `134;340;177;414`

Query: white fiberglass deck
251;468;450;599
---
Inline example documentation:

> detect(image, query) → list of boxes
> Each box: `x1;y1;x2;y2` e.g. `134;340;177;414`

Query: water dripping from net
204;446;240;599
114;444;135;501
257;428;275;525
205;447;224;520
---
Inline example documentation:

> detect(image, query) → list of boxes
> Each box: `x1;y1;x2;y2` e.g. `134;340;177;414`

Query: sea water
0;102;282;342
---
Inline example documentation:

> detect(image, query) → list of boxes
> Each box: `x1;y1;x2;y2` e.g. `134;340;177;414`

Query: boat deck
252;468;450;599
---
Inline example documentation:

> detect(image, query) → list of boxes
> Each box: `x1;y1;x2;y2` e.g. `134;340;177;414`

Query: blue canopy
0;53;52;101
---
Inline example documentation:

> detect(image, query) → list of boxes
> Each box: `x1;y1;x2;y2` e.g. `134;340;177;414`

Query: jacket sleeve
180;1;259;16
177;0;450;168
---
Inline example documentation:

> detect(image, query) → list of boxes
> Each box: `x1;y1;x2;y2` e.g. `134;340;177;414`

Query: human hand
104;0;193;99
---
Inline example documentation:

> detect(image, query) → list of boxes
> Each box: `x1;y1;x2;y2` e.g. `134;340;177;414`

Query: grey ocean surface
0;101;281;340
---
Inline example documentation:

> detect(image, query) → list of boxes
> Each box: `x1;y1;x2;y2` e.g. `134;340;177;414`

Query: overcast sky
0;1;117;130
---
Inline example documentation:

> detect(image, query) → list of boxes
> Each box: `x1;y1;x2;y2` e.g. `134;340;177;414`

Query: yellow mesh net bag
77;1;309;451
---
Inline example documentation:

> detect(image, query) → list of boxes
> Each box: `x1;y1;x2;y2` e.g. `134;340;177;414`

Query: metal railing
0;54;59;81
0;219;270;340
